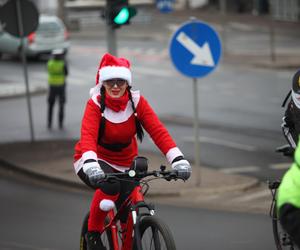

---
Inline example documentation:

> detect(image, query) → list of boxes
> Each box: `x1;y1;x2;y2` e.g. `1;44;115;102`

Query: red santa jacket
73;90;183;173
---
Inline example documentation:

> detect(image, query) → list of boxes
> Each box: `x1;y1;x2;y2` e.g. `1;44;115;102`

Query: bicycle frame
103;184;148;250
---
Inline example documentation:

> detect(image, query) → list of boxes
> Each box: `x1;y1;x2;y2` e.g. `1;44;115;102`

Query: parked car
0;15;70;59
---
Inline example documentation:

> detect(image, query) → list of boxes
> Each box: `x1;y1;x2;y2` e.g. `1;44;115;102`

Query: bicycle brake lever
165;172;178;181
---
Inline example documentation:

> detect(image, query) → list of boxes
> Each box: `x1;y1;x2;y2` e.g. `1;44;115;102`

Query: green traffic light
114;7;129;25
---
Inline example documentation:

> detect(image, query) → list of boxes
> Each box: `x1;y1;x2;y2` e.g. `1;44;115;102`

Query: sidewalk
0;139;271;214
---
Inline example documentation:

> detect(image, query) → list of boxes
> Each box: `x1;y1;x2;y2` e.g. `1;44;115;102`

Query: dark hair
97;86;106;144
97;86;144;144
127;86;144;142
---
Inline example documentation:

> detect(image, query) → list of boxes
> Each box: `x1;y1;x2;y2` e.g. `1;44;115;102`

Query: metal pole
220;0;227;15
16;0;35;142
106;0;117;56
106;24;117;56
220;0;227;55
193;78;200;186
269;12;276;62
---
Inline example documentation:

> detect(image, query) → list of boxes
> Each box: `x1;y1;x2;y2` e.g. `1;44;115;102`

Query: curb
0;156;259;198
179;178;260;196
0;85;47;100
0;158;90;191
0;156;183;197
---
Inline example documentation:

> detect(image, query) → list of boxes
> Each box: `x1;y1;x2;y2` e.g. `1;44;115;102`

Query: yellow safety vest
277;137;300;211
48;59;65;86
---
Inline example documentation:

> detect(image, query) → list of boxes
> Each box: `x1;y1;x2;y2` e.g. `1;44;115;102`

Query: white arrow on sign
176;31;215;67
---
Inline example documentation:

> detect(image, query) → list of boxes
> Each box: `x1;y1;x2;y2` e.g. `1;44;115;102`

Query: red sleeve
80;99;101;155
136;96;177;155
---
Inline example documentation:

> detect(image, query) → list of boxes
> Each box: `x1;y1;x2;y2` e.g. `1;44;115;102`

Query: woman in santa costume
73;53;191;250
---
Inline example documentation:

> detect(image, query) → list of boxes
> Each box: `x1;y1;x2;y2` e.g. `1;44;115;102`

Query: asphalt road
0;168;275;250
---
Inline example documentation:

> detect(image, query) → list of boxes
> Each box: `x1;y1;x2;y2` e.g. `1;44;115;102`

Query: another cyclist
73;53;191;250
277;138;300;248
281;69;300;152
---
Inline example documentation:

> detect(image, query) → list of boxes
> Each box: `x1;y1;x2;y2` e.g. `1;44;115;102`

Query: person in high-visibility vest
47;49;68;130
277;138;300;248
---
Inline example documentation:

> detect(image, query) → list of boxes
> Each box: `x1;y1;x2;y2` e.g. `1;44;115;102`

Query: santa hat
90;53;132;96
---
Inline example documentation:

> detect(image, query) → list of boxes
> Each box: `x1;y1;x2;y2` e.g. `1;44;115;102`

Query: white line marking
176;32;215;67
269;163;291;170
145;48;156;55
133;66;173;77
233;189;270;202
219;166;260;174
183;136;256;151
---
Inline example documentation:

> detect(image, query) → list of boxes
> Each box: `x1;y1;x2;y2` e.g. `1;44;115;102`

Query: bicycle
79;157;182;250
268;145;298;250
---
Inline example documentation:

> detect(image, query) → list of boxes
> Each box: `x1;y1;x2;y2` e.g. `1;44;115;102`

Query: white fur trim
82;161;100;173
82;151;98;162
73;151;98;174
73;156;130;174
98;158;130;172
74;158;83;174
166;147;183;164
91;94;100;107
99;66;132;85
90;90;141;123
90;84;101;97
99;199;115;211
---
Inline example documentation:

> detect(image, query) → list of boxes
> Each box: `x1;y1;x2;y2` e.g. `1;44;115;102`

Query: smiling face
103;78;128;98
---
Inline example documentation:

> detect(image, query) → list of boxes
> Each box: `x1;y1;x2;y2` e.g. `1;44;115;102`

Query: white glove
172;159;192;180
83;161;105;186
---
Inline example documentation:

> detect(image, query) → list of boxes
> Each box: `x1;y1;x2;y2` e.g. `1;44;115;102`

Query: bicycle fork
132;202;156;250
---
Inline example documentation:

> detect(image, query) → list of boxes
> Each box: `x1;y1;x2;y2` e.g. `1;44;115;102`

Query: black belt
99;141;131;152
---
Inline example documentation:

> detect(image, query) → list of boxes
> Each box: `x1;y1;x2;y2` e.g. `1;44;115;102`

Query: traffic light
106;0;137;29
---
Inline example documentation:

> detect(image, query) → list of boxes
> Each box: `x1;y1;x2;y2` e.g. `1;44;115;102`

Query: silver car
0;15;70;58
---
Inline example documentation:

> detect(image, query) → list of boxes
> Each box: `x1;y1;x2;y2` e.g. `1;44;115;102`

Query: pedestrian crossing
71;45;170;60
219;162;291;175
232;189;270;203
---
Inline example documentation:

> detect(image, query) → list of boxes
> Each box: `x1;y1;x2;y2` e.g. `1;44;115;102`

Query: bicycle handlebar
275;144;294;158
100;166;180;182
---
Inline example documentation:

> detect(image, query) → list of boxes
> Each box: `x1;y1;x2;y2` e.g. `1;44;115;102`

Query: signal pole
107;26;117;56
106;0;117;55
104;0;137;56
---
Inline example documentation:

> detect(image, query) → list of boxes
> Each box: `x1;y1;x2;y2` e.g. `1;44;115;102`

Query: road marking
183;136;256;151
133;66;173;77
269;162;291;170
145;48;156;55
228;22;255;32
219;166;260;174
233;189;270;202
176;32;215;67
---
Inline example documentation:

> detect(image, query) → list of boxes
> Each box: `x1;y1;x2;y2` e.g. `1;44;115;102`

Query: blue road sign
156;0;174;13
169;20;222;78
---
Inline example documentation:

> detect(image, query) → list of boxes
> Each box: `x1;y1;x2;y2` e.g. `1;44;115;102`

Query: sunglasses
104;79;127;88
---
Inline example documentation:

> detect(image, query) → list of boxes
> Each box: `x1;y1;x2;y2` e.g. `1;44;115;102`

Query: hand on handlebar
83;161;105;186
276;144;294;157
172;159;192;181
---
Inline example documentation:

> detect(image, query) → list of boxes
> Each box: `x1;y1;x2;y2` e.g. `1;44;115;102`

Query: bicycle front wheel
80;212;114;250
137;215;176;250
272;203;299;250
